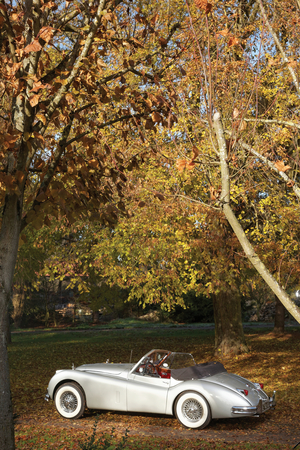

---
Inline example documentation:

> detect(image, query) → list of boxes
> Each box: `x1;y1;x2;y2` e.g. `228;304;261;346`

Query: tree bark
274;295;285;334
0;193;23;450
92;310;99;323
213;112;300;324
0;309;14;450
213;289;248;357
4;310;11;345
12;288;25;329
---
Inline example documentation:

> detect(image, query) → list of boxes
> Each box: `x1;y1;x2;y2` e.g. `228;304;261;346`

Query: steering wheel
143;358;158;376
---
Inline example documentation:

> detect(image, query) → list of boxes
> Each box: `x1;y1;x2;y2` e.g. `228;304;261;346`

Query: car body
45;349;276;429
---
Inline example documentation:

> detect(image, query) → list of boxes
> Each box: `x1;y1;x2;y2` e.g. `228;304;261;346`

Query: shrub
78;418;129;450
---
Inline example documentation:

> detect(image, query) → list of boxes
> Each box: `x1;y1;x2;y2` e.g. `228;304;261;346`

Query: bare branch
257;0;300;95
37;0;107;135
229;133;300;200
244;117;300;130
63;112;145;148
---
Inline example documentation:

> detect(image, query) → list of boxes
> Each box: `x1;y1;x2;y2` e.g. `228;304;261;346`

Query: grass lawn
8;322;300;449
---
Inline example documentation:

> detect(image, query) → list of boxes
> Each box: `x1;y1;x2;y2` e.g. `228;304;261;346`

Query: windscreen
163;352;196;369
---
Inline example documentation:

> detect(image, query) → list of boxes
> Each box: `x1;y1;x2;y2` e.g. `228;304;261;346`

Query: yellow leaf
36;114;47;125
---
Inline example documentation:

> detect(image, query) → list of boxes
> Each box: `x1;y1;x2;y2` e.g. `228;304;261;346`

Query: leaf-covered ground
8;323;300;449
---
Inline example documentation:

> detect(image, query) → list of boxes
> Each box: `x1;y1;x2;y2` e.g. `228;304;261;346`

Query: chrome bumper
269;390;276;409
232;391;276;416
232;405;257;415
44;392;50;402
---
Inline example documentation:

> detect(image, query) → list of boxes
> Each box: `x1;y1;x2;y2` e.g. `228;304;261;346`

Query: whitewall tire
54;382;85;419
175;391;211;429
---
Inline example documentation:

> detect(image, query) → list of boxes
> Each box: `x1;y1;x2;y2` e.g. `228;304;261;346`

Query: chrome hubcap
182;399;203;422
60;391;78;413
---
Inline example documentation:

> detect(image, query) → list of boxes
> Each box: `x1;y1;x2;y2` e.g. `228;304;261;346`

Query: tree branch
213;111;300;323
228;132;300;200
37;0;107;135
21;115;75;231
244;117;300;130
63;112;145;148
257;0;300;95
0;0;17;63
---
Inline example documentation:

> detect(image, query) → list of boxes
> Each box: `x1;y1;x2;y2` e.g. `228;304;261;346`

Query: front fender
47;370;86;399
47;369;128;411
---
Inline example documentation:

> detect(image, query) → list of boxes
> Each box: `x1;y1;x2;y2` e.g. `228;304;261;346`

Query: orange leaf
152;111;162;123
218;29;229;37
158;37;168;48
30;81;50;93
274;161;292;172
29;94;41;107
228;36;239;47
24;40;43;53
150;13;159;26
65;93;75;104
191;146;199;160
194;0;212;13
145;119;155;130
186;161;195;170
38;26;54;43
176;159;188;173
154;192;165;201
233;108;240;119
209;186;221;200
176;159;195;172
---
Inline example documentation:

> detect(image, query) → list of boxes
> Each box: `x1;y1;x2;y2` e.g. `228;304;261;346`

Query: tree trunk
92;310;99;323
213;289;248;357
0;303;14;450
0;193;23;450
274;295;285;334
12;287;25;328
4;310;11;345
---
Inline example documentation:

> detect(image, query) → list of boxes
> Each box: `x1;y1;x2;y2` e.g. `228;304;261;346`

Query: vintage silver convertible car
45;349;276;429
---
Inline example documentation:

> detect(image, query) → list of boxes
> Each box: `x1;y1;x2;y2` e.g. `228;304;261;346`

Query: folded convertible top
171;361;227;381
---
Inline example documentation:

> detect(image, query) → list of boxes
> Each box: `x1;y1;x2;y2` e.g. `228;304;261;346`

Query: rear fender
167;379;252;419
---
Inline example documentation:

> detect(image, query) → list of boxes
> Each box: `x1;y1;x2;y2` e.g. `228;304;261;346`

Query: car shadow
83;408;271;432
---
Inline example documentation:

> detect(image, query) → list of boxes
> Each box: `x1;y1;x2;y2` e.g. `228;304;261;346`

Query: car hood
76;363;134;376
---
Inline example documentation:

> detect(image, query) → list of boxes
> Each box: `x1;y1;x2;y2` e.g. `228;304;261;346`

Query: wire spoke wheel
175;391;211;429
182;398;203;422
55;382;85;419
60;391;78;413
